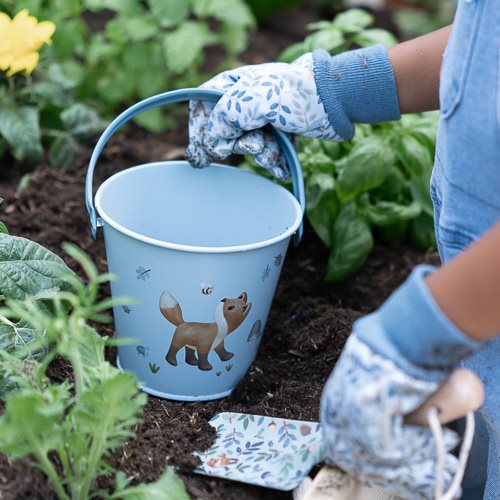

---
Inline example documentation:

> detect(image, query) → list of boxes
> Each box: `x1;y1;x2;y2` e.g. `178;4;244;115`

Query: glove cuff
312;45;401;140
354;265;482;377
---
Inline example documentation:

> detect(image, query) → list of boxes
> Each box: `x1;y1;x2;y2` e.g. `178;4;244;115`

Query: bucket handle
85;88;305;245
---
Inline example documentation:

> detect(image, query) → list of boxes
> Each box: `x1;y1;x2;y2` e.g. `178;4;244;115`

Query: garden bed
0;6;438;499
0;124;437;500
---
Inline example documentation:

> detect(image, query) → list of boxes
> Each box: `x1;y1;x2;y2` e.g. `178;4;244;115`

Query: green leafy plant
0;243;189;499
0;9;105;167
279;8;398;63
0;0;255;132
243;110;437;282
299;112;438;281
246;8;437;282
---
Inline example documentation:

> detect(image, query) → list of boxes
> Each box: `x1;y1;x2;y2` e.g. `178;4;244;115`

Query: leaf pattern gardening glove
321;265;482;499
186;53;340;180
187;44;401;179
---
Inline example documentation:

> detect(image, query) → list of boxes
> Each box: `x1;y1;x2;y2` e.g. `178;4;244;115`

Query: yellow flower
0;9;56;77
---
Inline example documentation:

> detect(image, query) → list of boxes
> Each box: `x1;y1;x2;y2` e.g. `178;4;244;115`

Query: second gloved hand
321;266;482;499
186;53;341;179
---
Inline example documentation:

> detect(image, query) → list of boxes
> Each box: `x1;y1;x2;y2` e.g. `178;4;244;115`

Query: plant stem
35;447;69;500
77;432;104;500
8;76;15;97
70;350;85;397
58;445;73;483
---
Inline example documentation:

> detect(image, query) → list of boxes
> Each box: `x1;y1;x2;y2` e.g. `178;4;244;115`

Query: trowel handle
404;368;484;426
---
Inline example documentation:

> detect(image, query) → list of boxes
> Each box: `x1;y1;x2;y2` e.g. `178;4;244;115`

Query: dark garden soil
0;6;437;500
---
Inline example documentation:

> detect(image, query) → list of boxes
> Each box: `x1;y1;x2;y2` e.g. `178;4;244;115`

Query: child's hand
321;265;482;499
186;53;340;179
321;335;460;499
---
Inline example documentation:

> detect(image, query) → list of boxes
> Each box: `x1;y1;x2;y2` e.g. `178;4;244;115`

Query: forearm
426;223;500;341
388;25;452;113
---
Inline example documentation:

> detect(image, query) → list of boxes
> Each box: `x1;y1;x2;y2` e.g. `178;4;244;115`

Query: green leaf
136;70;167;99
353;28;398;48
299;151;335;175
86;35;122;67
218;24;248;55
78;326;108;384
408;171;433;216
336;136;394;202
394;134;432;177
409;212;437;251
133;108;165;133
105;17;128;43
123;15;160;42
0;107;43;163
306;173;335;211
0;234;72;300
321;140;343;160
147;0;190;27
307;195;339;248
278;42;306;63
122;43;157;72
70;368;147;465
306;21;333;31
402;112;439;152
332;9;373;33
111;467;189;499
16;173;32;197
326;203;373;282
193;0;255;28
51;18;86;60
60;104;106;139
84;0;142;15
305;29;344;52
393;8;442;38
0;318;45;358
306;173;338;247
365;200;421;227
0;386;69;459
114;471;132;493
163;21;216;73
0;222;7;234
32;64;75;108
371;167;405;199
96;68;137;104
49;134;82;168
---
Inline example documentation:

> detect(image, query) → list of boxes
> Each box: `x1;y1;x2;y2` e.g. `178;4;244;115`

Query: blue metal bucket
86;89;305;401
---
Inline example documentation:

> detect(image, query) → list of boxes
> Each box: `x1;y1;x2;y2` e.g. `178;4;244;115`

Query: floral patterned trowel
193;370;484;498
193;412;324;490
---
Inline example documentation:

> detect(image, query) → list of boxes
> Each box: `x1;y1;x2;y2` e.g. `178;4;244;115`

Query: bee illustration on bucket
159;290;252;371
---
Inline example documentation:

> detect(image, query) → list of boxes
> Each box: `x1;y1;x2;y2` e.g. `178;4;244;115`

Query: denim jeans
430;0;500;497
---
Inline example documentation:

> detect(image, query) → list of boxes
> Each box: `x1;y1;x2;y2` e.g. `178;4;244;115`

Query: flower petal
6;51;39;76
33;21;56;47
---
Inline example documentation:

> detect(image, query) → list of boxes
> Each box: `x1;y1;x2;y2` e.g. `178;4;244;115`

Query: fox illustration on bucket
160;290;252;371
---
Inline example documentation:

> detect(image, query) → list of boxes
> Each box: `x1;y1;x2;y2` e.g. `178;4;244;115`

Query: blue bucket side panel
102;224;291;400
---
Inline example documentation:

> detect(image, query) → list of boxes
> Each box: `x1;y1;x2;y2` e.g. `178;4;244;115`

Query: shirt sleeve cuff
312;45;401;140
354;265;482;378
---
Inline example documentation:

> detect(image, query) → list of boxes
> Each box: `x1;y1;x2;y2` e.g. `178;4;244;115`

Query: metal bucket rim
95;161;303;254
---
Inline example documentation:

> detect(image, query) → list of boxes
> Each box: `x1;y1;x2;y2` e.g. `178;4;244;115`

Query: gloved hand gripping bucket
86;89;305;401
